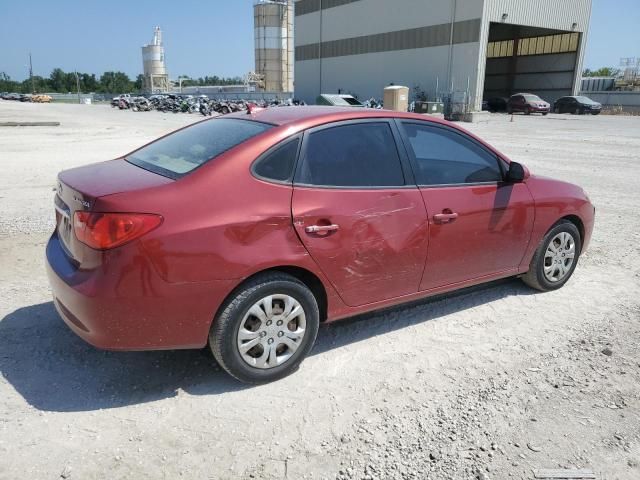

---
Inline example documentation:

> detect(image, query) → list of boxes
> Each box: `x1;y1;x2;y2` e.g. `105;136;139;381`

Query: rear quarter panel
94;124;345;318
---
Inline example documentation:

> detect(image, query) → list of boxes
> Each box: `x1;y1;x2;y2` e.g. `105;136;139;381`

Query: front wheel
209;272;319;383
522;220;582;291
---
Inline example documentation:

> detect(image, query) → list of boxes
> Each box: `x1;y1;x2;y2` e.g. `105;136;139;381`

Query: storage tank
142;27;169;93
254;0;294;93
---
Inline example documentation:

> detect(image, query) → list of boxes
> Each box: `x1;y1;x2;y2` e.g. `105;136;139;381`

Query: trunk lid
54;159;172;262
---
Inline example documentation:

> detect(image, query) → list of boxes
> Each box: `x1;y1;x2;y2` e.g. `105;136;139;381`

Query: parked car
111;94;132;107
484;96;509;113
507;93;550;115
47;107;594;383
553;96;602;115
19;94;32;102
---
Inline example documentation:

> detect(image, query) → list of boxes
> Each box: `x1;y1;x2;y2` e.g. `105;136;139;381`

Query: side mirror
506;161;525;182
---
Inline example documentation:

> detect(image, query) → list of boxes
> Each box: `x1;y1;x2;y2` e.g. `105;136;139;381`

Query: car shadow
312;277;533;355
0;278;533;412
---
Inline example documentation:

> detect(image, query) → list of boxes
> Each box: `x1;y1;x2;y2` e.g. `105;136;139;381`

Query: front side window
297;122;405;187
127;119;272;178
401;123;503;185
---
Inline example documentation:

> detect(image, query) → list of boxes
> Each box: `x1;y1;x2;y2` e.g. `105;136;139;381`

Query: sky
0;0;639;82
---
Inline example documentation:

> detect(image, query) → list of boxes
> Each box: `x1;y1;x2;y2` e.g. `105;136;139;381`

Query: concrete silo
254;0;294;93
142;26;169;93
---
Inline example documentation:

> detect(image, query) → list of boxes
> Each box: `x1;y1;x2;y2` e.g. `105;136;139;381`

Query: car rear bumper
46;232;235;351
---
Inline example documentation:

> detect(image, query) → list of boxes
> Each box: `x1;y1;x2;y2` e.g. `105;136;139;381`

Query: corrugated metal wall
485;0;591;32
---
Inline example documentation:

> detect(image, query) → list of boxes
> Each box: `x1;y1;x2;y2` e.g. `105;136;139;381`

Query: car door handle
433;212;458;224
305;224;340;233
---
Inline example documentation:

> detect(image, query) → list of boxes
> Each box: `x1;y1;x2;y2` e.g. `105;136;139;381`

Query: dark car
485;97;509;113
46;107;594;383
554;96;602;115
507;93;550;115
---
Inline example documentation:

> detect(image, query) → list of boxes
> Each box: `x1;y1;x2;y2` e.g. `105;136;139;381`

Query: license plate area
54;194;73;251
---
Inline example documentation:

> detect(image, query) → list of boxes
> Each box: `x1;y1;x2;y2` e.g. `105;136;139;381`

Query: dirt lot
0;102;638;480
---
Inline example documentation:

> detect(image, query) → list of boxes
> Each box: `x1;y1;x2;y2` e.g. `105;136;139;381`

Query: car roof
227;106;451;129
223;105;511;163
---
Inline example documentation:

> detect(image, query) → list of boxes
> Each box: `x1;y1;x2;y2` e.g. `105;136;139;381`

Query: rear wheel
522;221;582;291
209;272;319;384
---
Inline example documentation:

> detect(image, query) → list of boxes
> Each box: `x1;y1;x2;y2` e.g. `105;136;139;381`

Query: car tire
209;272;320;384
525;106;531;115
522;220;582;292
507;106;513;114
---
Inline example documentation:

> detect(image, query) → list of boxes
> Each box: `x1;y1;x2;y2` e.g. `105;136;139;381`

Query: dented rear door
291;119;429;307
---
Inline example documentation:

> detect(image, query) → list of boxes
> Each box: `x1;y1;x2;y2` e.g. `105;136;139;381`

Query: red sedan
46;107;594;383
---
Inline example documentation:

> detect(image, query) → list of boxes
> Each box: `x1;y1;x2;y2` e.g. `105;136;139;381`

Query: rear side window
297;122;405;187
253;137;300;182
127;119;272;179
401;123;503;185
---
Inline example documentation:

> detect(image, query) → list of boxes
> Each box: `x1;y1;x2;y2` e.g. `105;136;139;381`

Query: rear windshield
127;118;273;179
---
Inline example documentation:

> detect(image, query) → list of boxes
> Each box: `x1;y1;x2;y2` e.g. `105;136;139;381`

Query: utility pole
29;53;35;93
74;72;81;104
178;76;190;93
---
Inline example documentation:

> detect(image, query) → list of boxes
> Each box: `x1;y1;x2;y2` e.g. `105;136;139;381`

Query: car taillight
73;212;162;250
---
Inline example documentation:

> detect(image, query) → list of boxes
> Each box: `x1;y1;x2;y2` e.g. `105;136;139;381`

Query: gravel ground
0;102;639;480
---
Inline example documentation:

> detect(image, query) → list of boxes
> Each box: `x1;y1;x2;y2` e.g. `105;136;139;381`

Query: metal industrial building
294;0;592;109
254;0;295;92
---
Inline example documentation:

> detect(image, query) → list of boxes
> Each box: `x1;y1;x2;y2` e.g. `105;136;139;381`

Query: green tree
22;75;49;93
49;68;66;92
64;72;79;93
133;74;145;92
583;67;620;77
99;71;133;93
80;73;98;92
0;72;21;92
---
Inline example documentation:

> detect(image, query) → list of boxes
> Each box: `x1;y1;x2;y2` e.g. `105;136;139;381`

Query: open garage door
483;23;581;106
